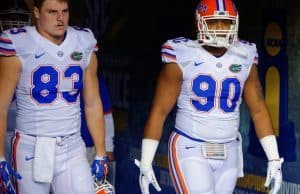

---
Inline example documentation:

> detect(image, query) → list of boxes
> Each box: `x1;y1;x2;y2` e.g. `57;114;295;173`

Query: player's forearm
250;107;274;138
143;98;175;140
143;114;166;141
141;115;164;167
249;104;281;160
0;139;6;157
85;105;106;156
93;132;106;156
143;63;181;140
0;113;8;157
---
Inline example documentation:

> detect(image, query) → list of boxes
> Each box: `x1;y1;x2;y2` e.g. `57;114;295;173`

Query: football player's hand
91;156;109;181
0;159;22;194
265;158;284;194
135;159;161;194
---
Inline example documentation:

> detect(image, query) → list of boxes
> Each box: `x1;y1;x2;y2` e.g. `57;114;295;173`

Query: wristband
260;135;280;161
140;138;159;167
95;155;108;160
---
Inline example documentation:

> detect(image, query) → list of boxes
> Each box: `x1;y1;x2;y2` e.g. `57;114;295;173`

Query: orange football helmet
94;178;115;194
195;0;239;47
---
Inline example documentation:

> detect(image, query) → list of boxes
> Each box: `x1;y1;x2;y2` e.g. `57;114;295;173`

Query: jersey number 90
191;75;241;112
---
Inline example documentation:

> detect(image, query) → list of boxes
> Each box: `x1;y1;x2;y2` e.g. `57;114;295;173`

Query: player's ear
33;6;40;19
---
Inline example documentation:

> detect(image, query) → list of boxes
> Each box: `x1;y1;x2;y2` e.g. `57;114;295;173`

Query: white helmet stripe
217;0;225;11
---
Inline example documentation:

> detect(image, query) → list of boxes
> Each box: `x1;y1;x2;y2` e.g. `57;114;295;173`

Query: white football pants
168;132;240;194
12;131;94;194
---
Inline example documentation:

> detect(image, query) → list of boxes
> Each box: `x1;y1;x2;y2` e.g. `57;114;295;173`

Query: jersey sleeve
0;31;17;56
252;49;259;65
161;37;193;63
161;40;177;63
85;28;98;53
76;28;98;53
247;42;259;66
72;27;98;64
85;28;98;64
238;40;259;65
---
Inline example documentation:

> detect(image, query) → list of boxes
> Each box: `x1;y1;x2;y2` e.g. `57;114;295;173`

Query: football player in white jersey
0;0;109;193
135;0;283;194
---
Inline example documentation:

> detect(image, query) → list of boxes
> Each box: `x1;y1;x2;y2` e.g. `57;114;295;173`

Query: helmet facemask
196;11;239;48
94;178;115;194
0;9;31;31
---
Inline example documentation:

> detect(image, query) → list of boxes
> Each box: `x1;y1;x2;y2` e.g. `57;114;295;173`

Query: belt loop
56;137;63;146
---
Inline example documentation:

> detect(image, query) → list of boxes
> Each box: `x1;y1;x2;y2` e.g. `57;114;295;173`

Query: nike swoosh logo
35;52;45;59
185;146;196;149
25;156;34;161
194;62;204;66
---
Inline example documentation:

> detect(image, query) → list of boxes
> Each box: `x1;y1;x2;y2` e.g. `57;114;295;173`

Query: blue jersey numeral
191;75;241;112
192;75;216;112
62;66;83;103
172;37;189;43
31;65;83;104
32;66;58;104
72;26;89;32
220;78;241;112
10;28;27;34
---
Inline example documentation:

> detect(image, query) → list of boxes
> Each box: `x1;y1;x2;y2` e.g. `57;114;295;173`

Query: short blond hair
34;0;69;9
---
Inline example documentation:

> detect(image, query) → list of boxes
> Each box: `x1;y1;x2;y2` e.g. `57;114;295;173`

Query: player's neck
35;26;66;45
203;45;227;57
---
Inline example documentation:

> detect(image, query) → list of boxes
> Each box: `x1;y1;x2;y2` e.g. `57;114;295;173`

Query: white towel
33;136;56;183
237;132;244;177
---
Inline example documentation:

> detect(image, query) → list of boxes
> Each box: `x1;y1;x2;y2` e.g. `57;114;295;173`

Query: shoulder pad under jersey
161;37;199;64
0;26;44;57
0;27;30;56
70;26;98;52
235;39;259;64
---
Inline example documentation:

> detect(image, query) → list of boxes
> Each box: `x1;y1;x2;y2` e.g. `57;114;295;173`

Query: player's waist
15;116;81;136
175;113;239;140
174;128;238;143
14;130;81;145
176;109;240;120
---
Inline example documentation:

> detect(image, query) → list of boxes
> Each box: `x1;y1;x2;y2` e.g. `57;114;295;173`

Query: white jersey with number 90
161;37;258;142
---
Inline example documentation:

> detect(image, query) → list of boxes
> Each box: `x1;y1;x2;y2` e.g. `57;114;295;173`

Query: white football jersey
162;37;258;142
0;26;98;136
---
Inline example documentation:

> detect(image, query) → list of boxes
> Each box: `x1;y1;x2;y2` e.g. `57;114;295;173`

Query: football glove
0;159;22;194
91;156;109;181
135;159;161;194
265;158;284;194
